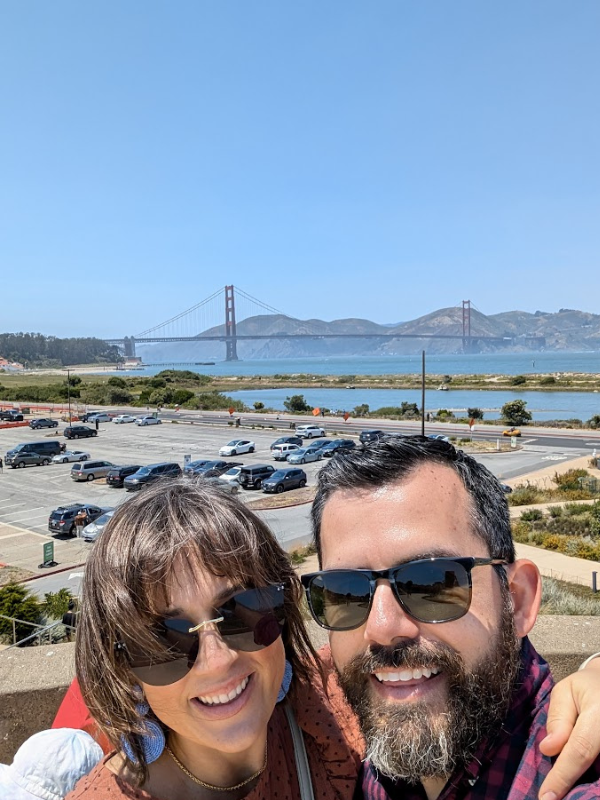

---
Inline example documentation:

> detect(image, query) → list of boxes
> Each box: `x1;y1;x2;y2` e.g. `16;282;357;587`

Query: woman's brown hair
76;478;320;785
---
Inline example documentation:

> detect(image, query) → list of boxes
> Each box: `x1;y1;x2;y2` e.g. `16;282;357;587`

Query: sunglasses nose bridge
189;625;240;672
364;578;421;644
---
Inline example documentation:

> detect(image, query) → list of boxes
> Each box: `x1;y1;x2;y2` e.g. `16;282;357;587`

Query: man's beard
336;590;521;784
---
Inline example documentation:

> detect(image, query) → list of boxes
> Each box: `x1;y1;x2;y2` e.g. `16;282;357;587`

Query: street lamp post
66;369;72;424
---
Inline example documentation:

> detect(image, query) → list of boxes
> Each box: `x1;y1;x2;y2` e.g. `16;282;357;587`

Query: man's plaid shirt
358;638;600;800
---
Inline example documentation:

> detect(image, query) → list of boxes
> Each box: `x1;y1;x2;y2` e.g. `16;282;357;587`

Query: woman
67;478;361;799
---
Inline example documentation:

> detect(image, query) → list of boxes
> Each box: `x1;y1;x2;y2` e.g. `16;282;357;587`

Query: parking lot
0;419;331;573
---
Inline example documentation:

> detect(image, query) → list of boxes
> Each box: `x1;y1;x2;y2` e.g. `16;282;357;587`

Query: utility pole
421;350;426;437
66;369;72;424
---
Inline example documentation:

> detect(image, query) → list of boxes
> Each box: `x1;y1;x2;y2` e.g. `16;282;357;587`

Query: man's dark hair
311;437;515;564
68;600;76;611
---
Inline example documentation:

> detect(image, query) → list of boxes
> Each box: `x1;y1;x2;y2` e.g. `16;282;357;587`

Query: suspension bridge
103;288;545;361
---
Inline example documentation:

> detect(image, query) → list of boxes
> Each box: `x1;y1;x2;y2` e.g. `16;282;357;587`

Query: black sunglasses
119;584;286;686
301;557;507;630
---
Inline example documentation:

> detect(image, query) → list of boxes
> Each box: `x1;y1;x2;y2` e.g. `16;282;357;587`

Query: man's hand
538;656;600;800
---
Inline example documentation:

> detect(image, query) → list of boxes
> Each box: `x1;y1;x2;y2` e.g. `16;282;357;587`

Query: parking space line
0;507;44;521
0;502;25;511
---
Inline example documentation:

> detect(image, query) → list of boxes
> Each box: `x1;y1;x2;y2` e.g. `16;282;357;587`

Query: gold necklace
165;742;268;793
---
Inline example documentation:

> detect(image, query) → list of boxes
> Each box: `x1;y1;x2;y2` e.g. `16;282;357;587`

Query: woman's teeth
197;676;249;705
374;666;441;682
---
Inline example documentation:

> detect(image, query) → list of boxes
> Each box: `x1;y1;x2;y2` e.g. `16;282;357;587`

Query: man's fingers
538;727;597;800
541;685;578;756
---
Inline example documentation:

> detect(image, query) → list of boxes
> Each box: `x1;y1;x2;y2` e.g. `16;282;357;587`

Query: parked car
0;409;24;421
113;415;136;424
295;425;325;439
51;450;90;464
86;412;112;423
71;460;115;482
191;460;243;478
270;436;303;450
272;443;301;461
82;510;115;542
183;459;213;477
6;441;63;460
428;434;450;443
359;429;386;445
80;411;101;422
320;439;356;457
219;439;255;456
287;447;323;465
6;450;52;468
220;466;244;484
48;503;111;536
303;439;330;453
106;464;144;488
199;476;240;495
64;425;98;439
262;468;307;494
503;427;521;437
136;415;162;426
124;462;182;491
237;464;275;489
29;418;58;429
500;483;513;494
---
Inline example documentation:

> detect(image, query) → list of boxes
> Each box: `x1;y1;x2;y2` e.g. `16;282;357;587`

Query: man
62;599;78;642
303;438;600;800
74;508;88;538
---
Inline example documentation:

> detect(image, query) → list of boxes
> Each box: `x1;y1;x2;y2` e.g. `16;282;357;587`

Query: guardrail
0;613;74;647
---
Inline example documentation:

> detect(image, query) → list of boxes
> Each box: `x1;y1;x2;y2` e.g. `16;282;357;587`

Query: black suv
124;462;182;491
238;464;275;489
0;409;24;421
48;503;109;536
106;465;143;488
320;439;356;457
29;418;59;429
359;429;386;446
64;425;98;439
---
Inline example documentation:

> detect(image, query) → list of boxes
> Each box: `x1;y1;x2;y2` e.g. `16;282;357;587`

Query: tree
0;583;41;645
467;407;484;420
501;400;532;426
253;402;265;411
42;588;74;620
511;375;527;386
283;395;312;413
353;404;370;417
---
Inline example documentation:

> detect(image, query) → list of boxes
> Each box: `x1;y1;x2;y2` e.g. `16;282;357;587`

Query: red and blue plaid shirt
358;638;600;800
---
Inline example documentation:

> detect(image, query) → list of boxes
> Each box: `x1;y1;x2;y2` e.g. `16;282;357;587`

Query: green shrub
542;534;568;552
540;376;556;385
563;502;593;516
554;469;589;490
547;505;563;518
520;509;543;522
540;577;600;616
0;583;41;645
511;521;532;543
508;486;542;506
512;375;527;386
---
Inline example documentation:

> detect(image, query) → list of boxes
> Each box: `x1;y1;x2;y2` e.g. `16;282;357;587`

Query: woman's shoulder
65;756;158;800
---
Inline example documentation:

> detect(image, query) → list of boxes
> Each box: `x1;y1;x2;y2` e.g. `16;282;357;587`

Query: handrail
3;620;76;650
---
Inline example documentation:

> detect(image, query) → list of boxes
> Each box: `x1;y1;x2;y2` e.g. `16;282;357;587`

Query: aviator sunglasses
118;584;286;686
301;557;508;630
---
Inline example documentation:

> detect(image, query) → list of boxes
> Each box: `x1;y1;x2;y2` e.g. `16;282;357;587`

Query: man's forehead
319;463;477;567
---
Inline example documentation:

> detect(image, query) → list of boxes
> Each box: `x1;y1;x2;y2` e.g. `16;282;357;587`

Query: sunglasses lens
218;585;286;651
125;585;285;685
307;571;373;631
393;559;471;623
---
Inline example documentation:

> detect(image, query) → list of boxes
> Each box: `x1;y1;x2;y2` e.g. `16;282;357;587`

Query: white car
219;439;255;456
113;414;136;424
82;509;115;542
51;450;91;464
220;466;243;484
87;412;112;423
295;424;325;439
136;415;162;426
272;443;301;461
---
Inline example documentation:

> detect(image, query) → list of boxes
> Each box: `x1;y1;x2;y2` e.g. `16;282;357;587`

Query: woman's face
140;560;286;756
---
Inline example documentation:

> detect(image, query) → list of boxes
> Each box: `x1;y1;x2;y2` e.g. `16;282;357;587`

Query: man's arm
538;655;600;800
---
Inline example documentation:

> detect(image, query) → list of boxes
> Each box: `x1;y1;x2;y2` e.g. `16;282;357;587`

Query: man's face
319;462;521;782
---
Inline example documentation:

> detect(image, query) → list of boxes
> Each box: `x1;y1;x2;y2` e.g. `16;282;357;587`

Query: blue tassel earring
120;690;165;764
277;659;293;702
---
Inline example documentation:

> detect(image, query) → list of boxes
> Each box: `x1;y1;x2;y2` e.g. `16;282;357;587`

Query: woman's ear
505;559;542;637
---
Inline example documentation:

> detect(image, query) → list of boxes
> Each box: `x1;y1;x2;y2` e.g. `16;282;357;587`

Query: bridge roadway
105;333;544;345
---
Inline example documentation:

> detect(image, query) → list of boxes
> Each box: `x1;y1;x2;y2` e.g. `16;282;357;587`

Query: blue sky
1;2;599;338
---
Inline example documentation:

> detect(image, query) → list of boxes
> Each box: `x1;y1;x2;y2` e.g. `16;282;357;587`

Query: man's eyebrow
393;550;464;565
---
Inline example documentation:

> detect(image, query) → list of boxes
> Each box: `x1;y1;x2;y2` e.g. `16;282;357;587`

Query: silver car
70;460;114;482
82;509;115;542
286;447;323;465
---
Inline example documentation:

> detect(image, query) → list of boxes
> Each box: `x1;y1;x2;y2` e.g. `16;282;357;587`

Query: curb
19;562;86;584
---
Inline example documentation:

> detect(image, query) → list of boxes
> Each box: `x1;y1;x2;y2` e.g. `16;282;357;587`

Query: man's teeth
197;676;249;705
374;667;441;682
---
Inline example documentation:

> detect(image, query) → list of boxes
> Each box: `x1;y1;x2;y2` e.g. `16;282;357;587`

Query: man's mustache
346;640;464;674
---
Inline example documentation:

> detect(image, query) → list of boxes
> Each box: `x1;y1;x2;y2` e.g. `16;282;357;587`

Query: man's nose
363;581;421;645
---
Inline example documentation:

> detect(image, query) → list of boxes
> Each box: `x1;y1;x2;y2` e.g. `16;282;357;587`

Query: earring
277;659;293;702
120;688;165;765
